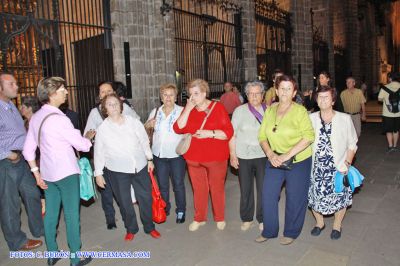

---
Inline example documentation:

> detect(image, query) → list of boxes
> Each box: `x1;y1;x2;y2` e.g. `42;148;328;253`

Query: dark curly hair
314;85;337;103
275;75;298;92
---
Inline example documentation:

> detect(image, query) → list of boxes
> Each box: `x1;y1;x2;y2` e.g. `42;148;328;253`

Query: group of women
145;75;357;245
20;73;358;265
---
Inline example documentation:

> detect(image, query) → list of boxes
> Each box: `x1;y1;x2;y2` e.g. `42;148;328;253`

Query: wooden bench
365;101;382;123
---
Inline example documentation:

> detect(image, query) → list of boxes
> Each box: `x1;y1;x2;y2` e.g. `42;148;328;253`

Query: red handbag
149;170;167;224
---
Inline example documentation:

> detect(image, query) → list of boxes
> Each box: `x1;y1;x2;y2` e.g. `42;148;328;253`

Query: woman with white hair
229;81;267;231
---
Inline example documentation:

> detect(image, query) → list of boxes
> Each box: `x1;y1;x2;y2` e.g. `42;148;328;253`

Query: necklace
272;103;292;133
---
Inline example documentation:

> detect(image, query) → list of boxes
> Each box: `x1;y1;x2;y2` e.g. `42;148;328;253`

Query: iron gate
172;0;243;100
255;0;291;87
312;32;329;86
0;0;113;128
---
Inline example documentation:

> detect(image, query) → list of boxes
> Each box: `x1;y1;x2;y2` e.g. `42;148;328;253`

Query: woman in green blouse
256;75;315;245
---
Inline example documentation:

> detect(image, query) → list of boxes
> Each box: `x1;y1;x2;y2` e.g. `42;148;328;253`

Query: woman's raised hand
186;95;196;111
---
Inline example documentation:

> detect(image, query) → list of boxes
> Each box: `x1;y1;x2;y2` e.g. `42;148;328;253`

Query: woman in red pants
173;79;233;231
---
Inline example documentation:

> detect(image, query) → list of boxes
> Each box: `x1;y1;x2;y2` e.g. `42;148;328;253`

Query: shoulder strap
38;113;59;148
153;106;160;119
199;101;217;130
381;86;395;95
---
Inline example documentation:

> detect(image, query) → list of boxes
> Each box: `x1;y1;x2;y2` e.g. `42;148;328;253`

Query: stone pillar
239;0;257;82
111;0;176;120
327;0;335;85
344;0;360;83
290;0;314;91
311;0;335;84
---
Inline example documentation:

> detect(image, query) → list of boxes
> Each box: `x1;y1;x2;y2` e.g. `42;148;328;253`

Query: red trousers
186;160;227;222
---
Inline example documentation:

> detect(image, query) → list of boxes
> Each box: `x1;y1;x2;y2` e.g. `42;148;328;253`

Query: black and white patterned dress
308;122;352;215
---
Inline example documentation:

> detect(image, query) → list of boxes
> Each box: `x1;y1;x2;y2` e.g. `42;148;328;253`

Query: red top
173;101;233;162
219;91;241;114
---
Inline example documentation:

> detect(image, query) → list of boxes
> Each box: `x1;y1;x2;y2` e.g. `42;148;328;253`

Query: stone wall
111;0;175;120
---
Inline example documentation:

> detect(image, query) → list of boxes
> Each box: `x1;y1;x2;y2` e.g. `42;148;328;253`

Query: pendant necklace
272;103;292;133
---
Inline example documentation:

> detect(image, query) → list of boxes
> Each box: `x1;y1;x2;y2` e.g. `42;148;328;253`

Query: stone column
311;0;335;85
239;0;257;82
344;0;360;83
290;0;314;91
111;0;176;120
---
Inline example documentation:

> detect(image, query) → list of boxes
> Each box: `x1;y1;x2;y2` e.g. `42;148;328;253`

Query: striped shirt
0;99;26;160
340;88;366;114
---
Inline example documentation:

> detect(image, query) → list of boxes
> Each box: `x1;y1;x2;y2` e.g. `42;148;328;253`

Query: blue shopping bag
334;166;365;193
78;157;96;201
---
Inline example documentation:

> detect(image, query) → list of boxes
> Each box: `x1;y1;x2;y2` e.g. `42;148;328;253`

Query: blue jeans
0;158;44;250
154;156;186;215
262;157;312;239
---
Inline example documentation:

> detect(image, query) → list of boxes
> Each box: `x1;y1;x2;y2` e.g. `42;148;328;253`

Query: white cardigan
309;111;358;172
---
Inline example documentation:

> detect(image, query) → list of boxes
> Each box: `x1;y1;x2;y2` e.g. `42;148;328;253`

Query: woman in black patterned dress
308;86;358;240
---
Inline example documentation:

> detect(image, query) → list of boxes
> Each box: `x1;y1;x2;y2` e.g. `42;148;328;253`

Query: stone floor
1;123;399;266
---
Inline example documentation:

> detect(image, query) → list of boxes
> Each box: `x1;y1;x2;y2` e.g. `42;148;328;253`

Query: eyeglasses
278;87;293;92
247;92;263;97
56;86;67;92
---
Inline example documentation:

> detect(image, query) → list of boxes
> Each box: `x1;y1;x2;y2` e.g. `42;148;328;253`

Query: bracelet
30;167;39;173
147;159;153;162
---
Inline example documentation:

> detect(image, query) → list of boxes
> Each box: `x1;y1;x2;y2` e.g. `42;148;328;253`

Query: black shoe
330;229;342;240
107;222;117;230
70;256;92;266
48;257;61;266
310;225;325;236
176;212;185;224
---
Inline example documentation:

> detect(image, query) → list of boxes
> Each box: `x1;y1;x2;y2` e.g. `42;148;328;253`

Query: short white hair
244;81;265;95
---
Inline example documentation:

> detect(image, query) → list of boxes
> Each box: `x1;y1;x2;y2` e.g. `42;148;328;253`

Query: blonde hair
160;83;178;96
187;79;210;97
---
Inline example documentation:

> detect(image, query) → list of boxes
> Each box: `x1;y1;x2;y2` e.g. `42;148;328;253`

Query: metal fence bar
255;0;292;86
0;0;113;129
173;0;243;101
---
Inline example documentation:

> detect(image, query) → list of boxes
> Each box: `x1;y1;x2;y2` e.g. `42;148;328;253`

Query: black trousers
99;173;116;224
238;157;266;223
105;167;155;234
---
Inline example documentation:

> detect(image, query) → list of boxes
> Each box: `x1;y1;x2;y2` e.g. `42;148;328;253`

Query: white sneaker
259;223;264;231
216;221;226;230
241;221;252;231
189;221;206;231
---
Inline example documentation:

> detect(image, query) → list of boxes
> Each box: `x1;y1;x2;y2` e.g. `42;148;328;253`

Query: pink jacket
23;104;92;182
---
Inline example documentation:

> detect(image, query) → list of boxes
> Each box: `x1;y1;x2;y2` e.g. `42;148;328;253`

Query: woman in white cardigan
94;93;161;241
308;85;358;240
